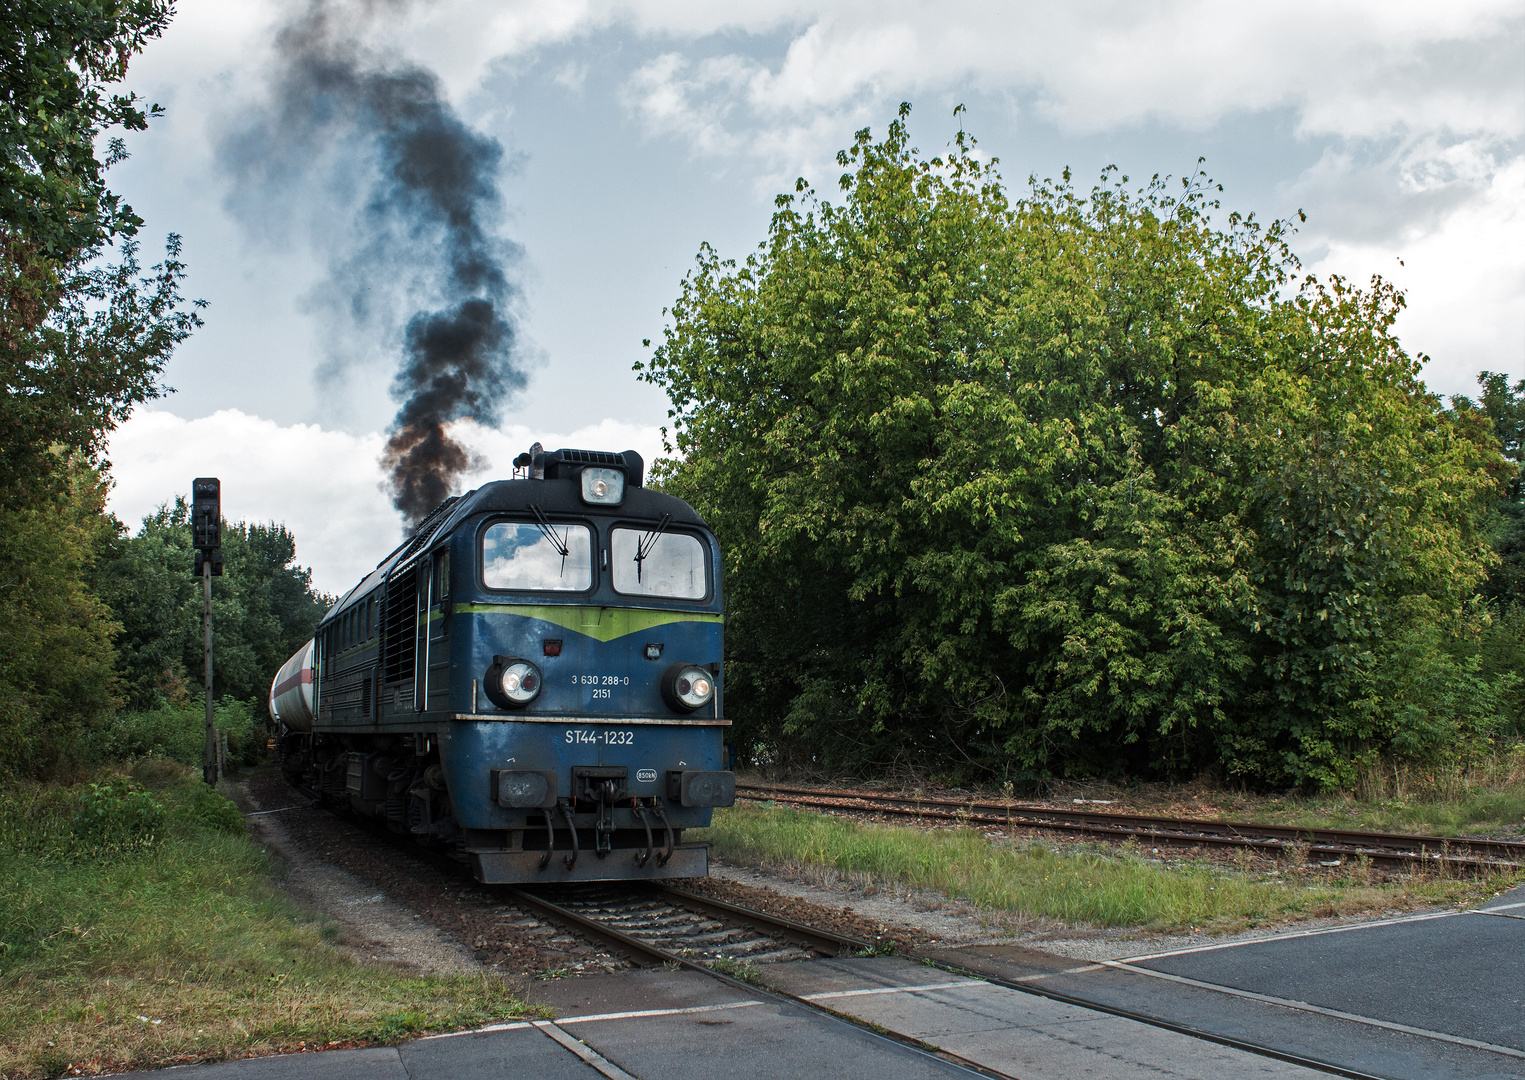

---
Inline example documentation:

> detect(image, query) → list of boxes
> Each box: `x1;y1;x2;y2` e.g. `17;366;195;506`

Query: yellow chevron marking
454;604;722;643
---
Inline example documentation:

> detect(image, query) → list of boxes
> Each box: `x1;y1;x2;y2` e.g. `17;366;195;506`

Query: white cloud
201;2;1513;149
106;409;664;596
597;0;1523;383
147;2;1516;180
607;1;1520;140
1311;156;1525;394
116;0;1522;429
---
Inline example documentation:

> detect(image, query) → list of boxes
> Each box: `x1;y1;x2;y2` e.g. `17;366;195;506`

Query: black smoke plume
222;0;525;527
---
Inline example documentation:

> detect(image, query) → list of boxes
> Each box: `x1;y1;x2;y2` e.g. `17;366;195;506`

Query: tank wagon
268;445;735;883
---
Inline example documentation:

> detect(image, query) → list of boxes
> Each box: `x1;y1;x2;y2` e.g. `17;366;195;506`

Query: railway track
506;883;1013;1079
735;782;1525;874
506;883;851;966
510;881;1391;1080
278;783;1393;1079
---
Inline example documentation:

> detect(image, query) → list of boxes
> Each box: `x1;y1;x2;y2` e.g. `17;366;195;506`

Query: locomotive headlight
500;661;541;703
485;656;542;708
662;663;716;712
580;467;625;505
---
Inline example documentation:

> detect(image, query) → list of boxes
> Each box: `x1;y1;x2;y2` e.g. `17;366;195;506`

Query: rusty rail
735;782;1525;874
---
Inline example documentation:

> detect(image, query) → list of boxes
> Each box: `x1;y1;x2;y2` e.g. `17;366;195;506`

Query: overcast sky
103;0;1525;594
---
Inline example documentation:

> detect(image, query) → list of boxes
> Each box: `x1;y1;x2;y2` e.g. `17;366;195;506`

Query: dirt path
239;773;481;976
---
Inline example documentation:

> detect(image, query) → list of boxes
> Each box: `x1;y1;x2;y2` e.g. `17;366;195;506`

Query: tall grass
695;804;1516;933
1223;746;1525;836
0;769;534;1078
81;697;267;769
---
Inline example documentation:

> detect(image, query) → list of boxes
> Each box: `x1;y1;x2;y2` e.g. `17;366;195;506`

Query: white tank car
268;639;316;731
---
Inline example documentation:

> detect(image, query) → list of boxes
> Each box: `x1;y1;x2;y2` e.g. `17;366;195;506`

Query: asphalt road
153;969;983;1080
1132;908;1525;1050
153;885;1525;1079
935;883;1525;1080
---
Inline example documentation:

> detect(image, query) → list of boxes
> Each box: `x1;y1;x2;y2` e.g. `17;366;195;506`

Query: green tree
640;106;1505;789
1;0;199;510
1450;372;1525;608
0;1;208;777
94;500;331;710
0;461;122;777
1447;373;1525;735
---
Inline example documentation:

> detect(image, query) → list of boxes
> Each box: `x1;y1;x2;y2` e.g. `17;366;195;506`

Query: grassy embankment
1184;762;1525;838
1012;756;1525;839
694;801;1522;938
0;761;536;1079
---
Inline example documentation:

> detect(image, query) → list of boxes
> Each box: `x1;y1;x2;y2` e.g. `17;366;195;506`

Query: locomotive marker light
490;769;558;808
191;477;221;786
670;769;737;808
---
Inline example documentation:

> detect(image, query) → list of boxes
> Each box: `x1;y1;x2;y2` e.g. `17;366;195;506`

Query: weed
707;955;761;984
692;804;1519;934
1281;840;1311;880
1230;846;1255;874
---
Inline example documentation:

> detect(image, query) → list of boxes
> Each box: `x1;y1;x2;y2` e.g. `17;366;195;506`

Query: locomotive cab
271;446;735;883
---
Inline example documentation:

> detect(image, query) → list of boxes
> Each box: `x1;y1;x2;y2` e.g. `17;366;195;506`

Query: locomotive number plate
563;728;635;746
575;673;630;700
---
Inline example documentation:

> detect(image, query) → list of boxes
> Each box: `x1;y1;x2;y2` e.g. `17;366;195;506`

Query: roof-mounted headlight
580;467;625;505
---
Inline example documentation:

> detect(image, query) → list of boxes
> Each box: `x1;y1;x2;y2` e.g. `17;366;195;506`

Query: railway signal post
191;477;223;784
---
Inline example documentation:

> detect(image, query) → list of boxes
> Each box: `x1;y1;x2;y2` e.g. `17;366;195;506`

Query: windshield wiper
634;513;671;584
529;504;571;576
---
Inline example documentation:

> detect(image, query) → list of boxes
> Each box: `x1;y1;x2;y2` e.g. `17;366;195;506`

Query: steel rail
919;953;1397;1080
504;886;1014;1080
736;783;1523;873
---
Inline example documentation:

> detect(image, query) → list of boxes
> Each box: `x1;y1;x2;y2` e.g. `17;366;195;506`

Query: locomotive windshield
482;522;593;591
611;528;707;599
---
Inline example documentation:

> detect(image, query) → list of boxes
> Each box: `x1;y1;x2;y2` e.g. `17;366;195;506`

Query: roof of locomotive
447;475;706;528
321;476;709;621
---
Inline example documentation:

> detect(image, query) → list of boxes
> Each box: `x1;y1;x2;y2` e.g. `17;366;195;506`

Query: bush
184;781;247;833
89;696;266;768
71;781;165;855
0;773;243;862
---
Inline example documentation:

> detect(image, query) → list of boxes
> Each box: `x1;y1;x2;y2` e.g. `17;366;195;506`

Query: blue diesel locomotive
267;445;736;883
